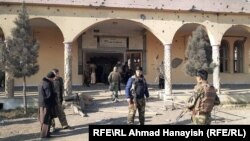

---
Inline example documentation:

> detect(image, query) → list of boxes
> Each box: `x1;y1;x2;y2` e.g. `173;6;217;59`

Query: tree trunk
23;76;27;114
5;71;14;98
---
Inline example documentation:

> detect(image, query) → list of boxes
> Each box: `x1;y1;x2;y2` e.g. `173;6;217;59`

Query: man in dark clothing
38;71;56;138
51;69;72;131
84;62;91;87
125;66;149;125
158;61;165;89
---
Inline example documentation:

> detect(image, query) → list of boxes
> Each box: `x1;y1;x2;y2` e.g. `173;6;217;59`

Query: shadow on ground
0;132;40;141
0;118;37;126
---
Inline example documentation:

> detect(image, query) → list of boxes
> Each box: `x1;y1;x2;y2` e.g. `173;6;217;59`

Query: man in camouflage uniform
108;66;121;102
190;69;219;125
51;69;73;131
125;66;149;125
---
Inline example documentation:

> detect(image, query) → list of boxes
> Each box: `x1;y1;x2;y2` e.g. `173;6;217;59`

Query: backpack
195;85;219;113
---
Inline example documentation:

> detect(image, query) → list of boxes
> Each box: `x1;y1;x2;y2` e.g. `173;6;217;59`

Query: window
233;40;244;73
220;40;229;72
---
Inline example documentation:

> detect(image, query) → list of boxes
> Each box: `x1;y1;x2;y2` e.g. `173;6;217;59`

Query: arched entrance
76;19;147;84
18;18;64;86
172;23;212;84
220;25;250;84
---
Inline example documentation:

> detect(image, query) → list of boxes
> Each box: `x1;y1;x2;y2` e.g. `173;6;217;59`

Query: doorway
86;53;124;83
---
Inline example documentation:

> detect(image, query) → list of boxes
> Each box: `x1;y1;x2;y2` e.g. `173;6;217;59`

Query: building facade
0;0;250;96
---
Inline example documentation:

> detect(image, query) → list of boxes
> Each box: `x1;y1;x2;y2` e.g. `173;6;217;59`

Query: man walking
125;66;149;125
38;71;56;138
51;69;73;131
108;66;121;102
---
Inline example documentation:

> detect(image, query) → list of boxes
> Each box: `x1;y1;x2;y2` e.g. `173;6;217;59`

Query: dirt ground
1;89;250;141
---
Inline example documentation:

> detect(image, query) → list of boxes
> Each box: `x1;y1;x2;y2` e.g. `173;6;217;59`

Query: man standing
83;62;91;87
38;71;56;138
125;66;149;125
189;69;220;125
90;62;97;84
157;61;165;89
51;69;72;131
108;66;121;102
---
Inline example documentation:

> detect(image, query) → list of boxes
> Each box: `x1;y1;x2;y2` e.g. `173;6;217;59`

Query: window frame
233;40;244;73
220;40;229;73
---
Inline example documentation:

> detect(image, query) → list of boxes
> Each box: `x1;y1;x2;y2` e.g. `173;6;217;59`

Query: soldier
50;69;73;131
108;66;121;102
189;69;220;125
125;66;149;125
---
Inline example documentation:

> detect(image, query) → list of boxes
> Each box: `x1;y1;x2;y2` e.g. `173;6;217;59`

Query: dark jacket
125;75;149;99
53;77;64;104
38;77;56;108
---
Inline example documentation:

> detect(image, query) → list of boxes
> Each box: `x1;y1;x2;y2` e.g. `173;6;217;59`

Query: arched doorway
18;18;64;86
172;23;211;84
76;19;147;84
220;25;250;84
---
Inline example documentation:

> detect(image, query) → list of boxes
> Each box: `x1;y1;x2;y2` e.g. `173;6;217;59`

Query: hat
47;71;55;78
196;69;208;80
135;66;143;71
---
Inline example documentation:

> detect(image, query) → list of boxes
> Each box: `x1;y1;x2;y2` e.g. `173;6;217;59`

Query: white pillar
164;44;172;108
64;42;72;96
212;45;220;93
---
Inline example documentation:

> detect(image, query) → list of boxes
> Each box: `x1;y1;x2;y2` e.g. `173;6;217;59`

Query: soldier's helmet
196;69;208;80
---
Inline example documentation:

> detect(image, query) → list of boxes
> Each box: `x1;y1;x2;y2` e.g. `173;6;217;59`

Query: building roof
0;0;250;14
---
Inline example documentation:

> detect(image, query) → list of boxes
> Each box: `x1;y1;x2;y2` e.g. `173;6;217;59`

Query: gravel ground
1;86;250;141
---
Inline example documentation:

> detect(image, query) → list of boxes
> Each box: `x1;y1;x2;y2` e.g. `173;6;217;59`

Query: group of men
38;66;220;138
108;65;149;125
108;65;220;125
38;69;73;138
125;67;220;125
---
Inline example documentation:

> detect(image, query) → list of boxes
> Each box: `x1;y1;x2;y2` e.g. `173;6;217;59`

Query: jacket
125;75;149;99
38;77;56;108
53;77;64;104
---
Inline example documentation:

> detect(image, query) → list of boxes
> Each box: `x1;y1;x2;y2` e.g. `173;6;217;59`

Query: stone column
212;45;220;93
64;42;72;96
164;44;173;108
3;40;14;98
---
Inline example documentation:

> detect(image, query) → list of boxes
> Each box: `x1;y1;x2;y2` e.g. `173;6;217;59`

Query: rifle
175;108;190;124
130;83;137;110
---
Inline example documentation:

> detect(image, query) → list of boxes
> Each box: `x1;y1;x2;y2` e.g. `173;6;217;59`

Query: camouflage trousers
191;113;211;125
127;98;145;125
110;83;119;101
51;103;69;128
